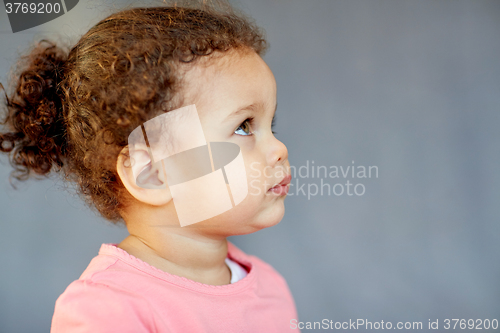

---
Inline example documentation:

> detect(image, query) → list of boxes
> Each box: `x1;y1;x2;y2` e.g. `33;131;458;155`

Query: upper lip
271;174;292;189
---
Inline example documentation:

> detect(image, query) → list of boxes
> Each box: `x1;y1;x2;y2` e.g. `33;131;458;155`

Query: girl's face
178;49;290;236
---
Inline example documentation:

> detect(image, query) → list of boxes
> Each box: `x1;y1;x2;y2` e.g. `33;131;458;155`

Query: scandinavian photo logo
127;104;248;227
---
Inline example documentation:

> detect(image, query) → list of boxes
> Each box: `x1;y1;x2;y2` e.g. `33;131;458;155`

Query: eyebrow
224;101;278;122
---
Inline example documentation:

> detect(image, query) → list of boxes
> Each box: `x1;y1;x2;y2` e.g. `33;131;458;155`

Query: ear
116;146;172;206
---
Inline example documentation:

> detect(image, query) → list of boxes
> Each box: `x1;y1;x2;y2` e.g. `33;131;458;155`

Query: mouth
268;174;292;195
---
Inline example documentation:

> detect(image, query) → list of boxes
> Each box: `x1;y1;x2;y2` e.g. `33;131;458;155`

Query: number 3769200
5;2;61;14
444;319;498;330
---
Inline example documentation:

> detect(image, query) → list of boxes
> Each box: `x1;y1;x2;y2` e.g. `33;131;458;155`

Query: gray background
1;0;499;332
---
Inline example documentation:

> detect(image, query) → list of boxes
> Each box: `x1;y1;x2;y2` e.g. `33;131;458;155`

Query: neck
118;215;231;285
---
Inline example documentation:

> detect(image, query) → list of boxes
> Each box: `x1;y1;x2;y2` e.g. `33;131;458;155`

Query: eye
271;116;276;135
234;118;253;136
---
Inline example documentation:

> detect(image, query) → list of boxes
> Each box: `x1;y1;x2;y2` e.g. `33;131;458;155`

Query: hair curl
0;1;268;224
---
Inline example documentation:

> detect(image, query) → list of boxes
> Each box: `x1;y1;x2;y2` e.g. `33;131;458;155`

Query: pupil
242;121;249;134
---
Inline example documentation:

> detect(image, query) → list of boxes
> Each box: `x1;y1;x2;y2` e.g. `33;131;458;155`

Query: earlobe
116;146;172;206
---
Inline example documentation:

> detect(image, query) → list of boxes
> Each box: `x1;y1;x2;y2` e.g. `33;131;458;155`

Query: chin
251;203;286;231
204;195;287;235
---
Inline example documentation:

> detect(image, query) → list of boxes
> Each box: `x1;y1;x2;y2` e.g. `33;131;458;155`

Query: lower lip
269;184;290;196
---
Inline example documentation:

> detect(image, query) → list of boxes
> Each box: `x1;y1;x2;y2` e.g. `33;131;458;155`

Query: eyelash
234;117;277;136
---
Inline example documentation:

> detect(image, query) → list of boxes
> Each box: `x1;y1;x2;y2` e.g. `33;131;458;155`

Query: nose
266;135;289;168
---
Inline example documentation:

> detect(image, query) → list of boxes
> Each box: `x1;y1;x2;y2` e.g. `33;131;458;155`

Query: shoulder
50;246;159;333
76;243;158;288
51;279;157;333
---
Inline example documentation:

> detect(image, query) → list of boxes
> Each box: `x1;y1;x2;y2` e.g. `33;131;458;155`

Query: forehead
178;49;276;119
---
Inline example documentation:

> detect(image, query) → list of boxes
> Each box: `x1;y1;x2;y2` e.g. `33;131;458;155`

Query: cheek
203;191;262;231
243;152;266;186
231;193;286;230
233;194;261;218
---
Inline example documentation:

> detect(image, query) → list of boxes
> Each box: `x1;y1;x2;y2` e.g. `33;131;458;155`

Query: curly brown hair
0;1;268;224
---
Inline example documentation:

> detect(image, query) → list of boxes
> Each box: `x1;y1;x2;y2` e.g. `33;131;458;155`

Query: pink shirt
50;241;299;332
